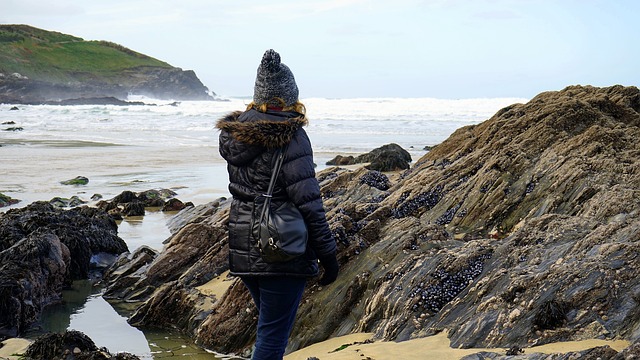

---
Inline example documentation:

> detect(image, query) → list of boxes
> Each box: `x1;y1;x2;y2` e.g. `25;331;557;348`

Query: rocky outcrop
327;143;412;171
23;330;140;360
95;189;193;218
0;202;128;337
0;192;19;207
0;68;213;104
102;199;230;334
103;85;640;356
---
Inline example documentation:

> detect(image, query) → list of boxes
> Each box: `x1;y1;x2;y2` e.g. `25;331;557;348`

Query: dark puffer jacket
216;108;336;277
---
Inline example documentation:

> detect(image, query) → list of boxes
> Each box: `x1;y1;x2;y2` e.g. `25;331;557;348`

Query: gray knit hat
253;49;299;107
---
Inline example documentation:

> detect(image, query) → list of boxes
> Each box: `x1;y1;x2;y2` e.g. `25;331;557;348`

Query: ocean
0;96;527;358
1;96;527;211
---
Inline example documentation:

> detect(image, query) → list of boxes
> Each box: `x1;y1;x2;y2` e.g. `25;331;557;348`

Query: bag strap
264;147;285;198
259;147;286;225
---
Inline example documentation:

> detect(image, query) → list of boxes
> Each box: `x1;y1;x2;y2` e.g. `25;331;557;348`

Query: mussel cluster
392;185;444;218
410;254;492;313
359;170;391;191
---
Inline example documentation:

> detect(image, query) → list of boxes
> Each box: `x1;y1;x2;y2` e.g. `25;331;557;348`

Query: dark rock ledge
0;202;128;338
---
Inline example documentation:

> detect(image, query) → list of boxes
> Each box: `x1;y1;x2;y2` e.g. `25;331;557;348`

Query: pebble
509;308;521;321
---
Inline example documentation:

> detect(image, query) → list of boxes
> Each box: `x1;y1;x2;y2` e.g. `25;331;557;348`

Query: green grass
0;24;172;84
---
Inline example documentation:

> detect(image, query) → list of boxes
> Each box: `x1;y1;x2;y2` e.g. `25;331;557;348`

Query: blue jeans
241;276;306;360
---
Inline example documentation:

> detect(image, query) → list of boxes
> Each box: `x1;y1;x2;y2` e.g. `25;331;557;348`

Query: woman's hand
318;254;339;285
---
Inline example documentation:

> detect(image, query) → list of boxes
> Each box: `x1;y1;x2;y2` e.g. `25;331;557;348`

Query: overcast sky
2;0;638;99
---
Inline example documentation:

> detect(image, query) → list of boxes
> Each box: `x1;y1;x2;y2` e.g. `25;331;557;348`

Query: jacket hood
216;110;308;148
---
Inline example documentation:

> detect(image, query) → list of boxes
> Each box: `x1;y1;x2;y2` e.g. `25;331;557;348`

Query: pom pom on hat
253;49;299;107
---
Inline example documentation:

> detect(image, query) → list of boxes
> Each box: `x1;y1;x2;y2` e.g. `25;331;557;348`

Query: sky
2;0;639;99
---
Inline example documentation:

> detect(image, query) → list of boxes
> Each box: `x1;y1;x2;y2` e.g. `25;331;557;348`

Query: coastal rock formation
102;199;230;331
326;143;412;171
23;330;140;360
0;202;128;337
95;189;193;218
0;192;19;207
0;25;214;104
103;85;640;356
0;67;214;104
60;176;89;186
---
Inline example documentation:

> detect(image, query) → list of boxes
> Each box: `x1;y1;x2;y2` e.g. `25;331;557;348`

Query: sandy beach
283;332;630;360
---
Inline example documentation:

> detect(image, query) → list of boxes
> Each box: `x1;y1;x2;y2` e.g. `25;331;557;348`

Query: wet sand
196;270;234;300
0;338;31;360
0;142;230;211
284;332;630;360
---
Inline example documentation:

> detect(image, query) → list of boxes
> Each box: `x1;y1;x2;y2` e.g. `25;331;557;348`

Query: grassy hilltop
0;25;171;84
0;25;213;102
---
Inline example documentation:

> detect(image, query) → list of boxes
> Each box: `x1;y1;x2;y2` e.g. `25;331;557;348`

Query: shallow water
31;221;237;359
34;281;231;359
117;210;173;251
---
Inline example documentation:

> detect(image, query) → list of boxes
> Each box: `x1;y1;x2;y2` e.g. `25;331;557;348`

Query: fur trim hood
216;110;308;148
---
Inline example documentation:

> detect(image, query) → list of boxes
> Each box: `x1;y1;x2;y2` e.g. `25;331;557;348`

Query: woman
216;49;339;360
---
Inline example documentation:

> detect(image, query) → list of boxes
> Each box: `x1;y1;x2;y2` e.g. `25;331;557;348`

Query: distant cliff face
0;25;214;103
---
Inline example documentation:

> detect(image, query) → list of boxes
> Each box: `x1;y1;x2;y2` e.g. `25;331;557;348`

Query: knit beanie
253;49;299;107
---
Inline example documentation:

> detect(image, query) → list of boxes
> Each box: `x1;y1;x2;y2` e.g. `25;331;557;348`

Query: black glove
318;253;339;286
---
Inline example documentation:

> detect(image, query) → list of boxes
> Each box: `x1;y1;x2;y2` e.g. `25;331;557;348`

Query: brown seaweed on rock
0;202;129;337
23;330;140;360
103;85;640;356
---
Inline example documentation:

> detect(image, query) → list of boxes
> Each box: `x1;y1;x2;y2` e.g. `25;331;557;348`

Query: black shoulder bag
252;148;308;263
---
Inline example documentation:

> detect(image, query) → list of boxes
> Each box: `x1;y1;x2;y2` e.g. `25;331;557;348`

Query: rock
102;246;159;302
326;143;412;171
0;192;20;208
139;189;178;207
2;126;23;131
23;330;140;359
122;201;145;217
60;176;89;185
9;106;19;110
165;198;226;235
359;170;392;191
96;189;183;217
44;97;147;106
0;232;70;337
102;85;640;356
0;202;128;336
162;198;187;212
103;200;231;335
49;195;87;208
326;155;356;166
613;341;640;359
356;143;412;171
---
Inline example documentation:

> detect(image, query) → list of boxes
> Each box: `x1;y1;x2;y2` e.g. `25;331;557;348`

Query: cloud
241;0;368;19
473;9;522;20
0;0;85;22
